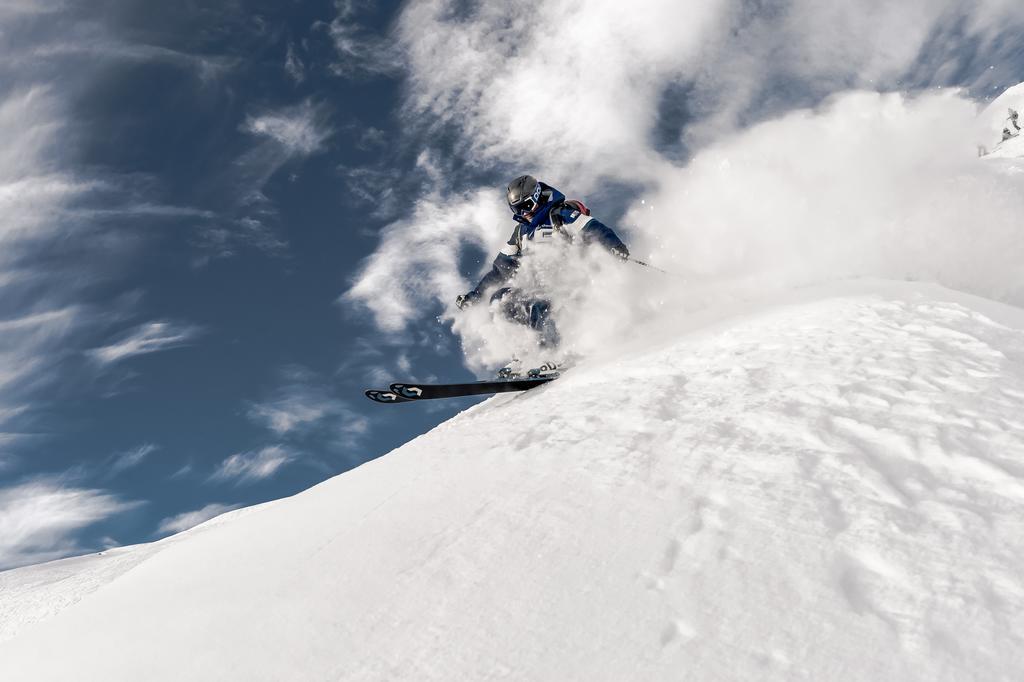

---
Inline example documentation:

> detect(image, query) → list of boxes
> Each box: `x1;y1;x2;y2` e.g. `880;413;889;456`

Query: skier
455;175;629;366
999;109;1021;144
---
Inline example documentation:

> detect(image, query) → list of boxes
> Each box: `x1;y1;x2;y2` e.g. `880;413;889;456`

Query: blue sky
1;0;1023;570
0;0;465;568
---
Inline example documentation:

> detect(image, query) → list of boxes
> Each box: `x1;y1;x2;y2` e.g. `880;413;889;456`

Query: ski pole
627;257;681;278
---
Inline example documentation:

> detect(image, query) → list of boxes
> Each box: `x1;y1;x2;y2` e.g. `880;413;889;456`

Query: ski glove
456;291;481;310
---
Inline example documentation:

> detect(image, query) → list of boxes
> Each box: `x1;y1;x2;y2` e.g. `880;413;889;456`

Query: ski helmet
507;174;542;218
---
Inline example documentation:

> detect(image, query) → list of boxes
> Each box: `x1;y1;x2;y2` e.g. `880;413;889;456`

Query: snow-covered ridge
1;280;1022;681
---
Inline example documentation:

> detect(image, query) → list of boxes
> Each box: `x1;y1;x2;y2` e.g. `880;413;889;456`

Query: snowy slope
0;502;266;645
1;281;1023;681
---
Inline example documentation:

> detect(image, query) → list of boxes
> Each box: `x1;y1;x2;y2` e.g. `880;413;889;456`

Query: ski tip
390;383;425;400
364;389;410;404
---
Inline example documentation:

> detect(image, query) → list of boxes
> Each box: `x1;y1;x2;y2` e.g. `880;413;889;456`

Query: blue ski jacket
464;183;629;304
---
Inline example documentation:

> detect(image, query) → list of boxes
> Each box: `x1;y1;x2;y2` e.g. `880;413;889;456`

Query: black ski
363;374;558;403
364;389;415;404
391;374;557;400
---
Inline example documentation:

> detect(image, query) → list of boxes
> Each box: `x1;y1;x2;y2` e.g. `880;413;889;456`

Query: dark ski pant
490;287;559;348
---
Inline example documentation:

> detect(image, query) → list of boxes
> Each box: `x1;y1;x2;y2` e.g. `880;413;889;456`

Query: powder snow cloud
345;0;1024;370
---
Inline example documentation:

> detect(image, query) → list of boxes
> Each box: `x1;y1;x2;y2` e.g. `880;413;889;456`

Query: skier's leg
489;287;513;306
529;300;559;348
490;288;559;348
491;287;531;326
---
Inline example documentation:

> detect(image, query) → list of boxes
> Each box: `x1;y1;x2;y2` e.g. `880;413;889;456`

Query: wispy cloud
0;306;82;446
320;0;401;78
3;5;233;80
246;365;369;444
242;100;332;156
108;443;158;477
0;87;88;243
0;477;141;570
28;40;233;81
192;217;288;264
248;398;327;436
0;307;79;389
190;100;334;263
71;203;216;220
156;502;240;535
338;166;402;221
0;81;102;450
335;337;442;388
284;42;305;84
0;27;218;432
210;445;295;485
88;321;200;365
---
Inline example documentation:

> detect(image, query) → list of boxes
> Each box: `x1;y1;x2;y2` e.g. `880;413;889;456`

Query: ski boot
497;359;523;380
527;361;560;378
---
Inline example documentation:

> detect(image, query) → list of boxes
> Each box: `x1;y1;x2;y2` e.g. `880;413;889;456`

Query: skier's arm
470;252;519;297
556;204;629;259
457;236;520;309
579;218;629;259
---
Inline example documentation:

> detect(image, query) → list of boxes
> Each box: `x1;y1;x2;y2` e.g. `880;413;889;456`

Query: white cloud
246;365;370;444
108;443;158;476
202;101;334;260
394;0;722;183
0;84;93;441
211;446;295;485
242;101;331;156
0;87;86;246
322;0;401;78
393;1;1024;172
0;306;80;436
0;477;141;570
88;321;200;365
0;12;226;442
74;203;216;220
249;398;327;436
27;40;232;81
156;502;240;536
2;5;233;80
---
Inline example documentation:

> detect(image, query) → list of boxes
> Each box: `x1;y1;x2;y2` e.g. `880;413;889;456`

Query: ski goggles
509;195;539;217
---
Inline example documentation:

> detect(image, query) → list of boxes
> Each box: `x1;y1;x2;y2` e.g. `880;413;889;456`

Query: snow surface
2;280;1024;681
0;502;262;645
